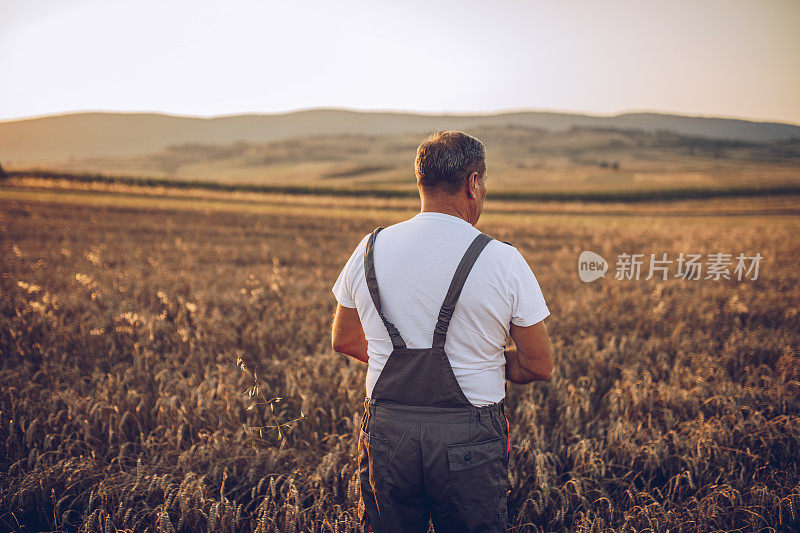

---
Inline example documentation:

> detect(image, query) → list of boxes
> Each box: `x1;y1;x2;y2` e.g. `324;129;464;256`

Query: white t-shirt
332;212;550;406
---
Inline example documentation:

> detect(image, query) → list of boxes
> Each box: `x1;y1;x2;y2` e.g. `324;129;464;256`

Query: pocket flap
446;438;503;472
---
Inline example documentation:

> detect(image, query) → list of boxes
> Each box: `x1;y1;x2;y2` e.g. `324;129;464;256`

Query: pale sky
1;0;799;124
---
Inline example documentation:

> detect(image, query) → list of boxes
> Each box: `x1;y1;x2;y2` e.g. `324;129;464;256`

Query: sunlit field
1;184;798;532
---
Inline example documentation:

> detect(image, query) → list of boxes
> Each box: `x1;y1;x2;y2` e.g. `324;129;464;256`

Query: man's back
331;130;553;532
332;211;550;406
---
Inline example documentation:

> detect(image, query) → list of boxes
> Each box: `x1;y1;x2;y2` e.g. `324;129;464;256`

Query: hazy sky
2;0;799;124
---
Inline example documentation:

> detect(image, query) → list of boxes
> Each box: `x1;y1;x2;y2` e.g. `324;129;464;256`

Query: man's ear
466;171;479;199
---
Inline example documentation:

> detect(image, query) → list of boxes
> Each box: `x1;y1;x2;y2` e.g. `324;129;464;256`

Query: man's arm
331;304;369;363
505;319;553;383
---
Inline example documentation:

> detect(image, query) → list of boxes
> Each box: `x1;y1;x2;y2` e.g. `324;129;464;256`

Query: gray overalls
357;227;511;532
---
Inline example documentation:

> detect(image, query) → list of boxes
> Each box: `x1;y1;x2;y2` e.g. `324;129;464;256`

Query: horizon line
1;105;799;128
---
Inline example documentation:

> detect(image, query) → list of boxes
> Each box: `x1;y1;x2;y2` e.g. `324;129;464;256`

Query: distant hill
1;109;799;163
3;122;797;193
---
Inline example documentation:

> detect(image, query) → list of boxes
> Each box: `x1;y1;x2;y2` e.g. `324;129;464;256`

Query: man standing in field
331;131;553;532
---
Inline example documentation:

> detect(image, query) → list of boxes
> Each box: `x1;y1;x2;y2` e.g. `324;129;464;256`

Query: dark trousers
358;400;510;532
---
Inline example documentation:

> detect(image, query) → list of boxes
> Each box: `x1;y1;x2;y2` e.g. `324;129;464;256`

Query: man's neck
419;197;473;225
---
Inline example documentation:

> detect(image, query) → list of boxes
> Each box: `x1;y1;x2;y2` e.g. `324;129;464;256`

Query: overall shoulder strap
432;233;493;349
364;227;407;350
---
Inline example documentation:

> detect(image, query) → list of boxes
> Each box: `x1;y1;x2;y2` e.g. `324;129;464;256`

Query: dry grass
1;191;798;532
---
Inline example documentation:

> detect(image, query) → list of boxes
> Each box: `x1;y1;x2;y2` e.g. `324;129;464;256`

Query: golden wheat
0;195;798;531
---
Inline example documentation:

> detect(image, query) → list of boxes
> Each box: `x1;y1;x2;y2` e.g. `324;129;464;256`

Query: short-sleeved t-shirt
332;212;550;406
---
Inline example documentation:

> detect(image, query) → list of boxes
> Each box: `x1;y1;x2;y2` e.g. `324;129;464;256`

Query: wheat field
1;191;798;532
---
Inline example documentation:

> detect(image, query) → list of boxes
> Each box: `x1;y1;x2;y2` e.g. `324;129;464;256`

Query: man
331;131;553;532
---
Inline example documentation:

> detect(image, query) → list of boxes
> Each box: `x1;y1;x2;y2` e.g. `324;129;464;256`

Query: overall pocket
446;437;508;527
360;423;392;495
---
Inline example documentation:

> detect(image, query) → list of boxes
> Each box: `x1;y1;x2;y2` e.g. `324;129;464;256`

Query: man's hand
505;320;553;383
331;304;369;363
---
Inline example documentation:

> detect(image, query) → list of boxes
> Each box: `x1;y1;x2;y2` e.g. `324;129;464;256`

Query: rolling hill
1;108;798;163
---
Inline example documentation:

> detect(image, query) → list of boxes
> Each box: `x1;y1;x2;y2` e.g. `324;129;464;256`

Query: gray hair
415;131;486;195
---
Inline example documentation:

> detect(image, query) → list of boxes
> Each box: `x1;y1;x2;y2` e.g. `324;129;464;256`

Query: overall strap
432;233;493;349
364;228;407;350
